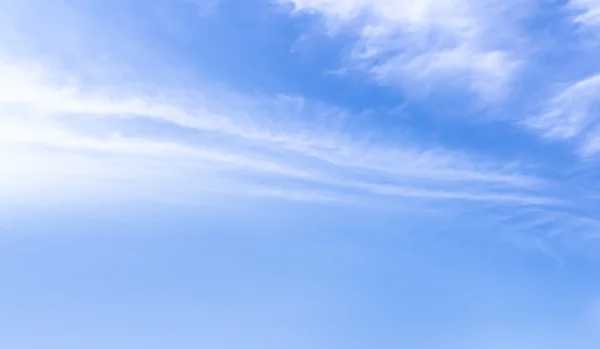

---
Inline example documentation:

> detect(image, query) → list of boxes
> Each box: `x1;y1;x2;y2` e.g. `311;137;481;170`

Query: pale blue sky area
2;0;600;348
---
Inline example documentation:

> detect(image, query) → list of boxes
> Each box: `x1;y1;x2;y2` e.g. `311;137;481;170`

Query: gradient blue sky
2;0;600;348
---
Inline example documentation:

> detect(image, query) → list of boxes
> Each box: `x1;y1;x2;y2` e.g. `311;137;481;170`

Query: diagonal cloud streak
0;57;553;206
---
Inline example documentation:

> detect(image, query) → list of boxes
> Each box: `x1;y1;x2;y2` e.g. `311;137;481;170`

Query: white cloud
2;0;599;258
277;0;526;98
523;74;600;156
0;58;540;185
570;0;600;28
0;56;550;206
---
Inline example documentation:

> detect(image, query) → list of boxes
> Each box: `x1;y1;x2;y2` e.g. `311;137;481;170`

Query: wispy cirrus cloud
0;56;551;207
276;0;528;99
569;0;600;28
518;1;600;157
4;0;600;257
4;2;600;348
522;74;600;156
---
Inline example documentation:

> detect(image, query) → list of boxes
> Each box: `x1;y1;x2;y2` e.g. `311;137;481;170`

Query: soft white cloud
1;0;599;262
0;56;550;206
0;58;540;184
570;0;600;28
523;74;600;156
277;0;526;98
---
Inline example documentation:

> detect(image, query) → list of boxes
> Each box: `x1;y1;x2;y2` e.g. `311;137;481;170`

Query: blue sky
2;0;600;348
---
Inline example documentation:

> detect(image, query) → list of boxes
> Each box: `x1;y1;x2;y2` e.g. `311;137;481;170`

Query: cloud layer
1;0;600;255
0;56;548;207
570;0;600;28
524;74;600;156
277;0;529;98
